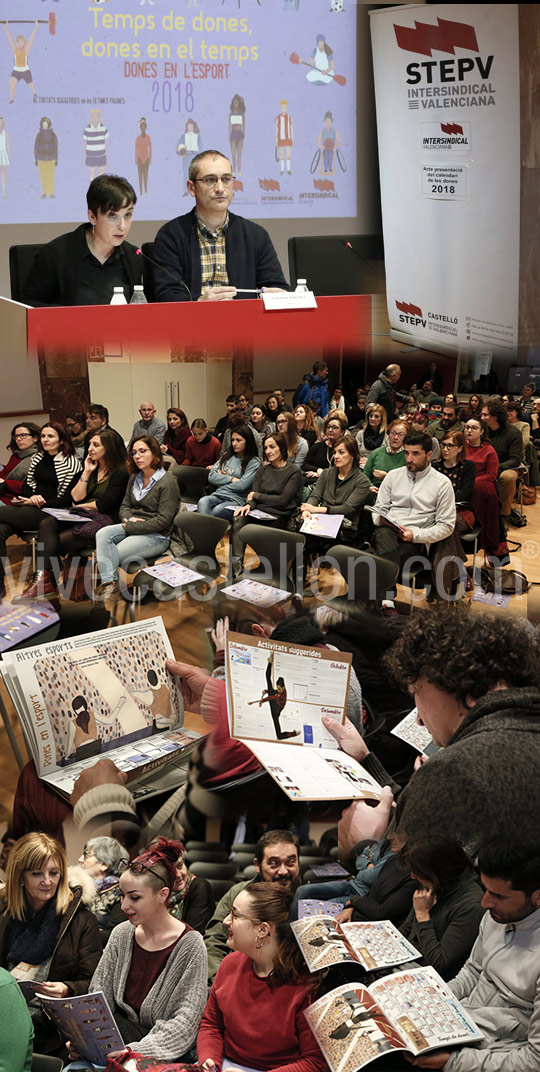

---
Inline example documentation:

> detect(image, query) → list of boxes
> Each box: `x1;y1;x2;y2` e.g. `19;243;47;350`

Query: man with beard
430;401;464;443
204;830;300;982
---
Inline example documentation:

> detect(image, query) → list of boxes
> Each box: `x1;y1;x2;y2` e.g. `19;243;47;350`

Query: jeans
290;880;352;919
198;492;236;518
95;523;170;582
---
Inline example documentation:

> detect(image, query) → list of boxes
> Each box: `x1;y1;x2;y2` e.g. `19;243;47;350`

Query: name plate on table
262;291;317;311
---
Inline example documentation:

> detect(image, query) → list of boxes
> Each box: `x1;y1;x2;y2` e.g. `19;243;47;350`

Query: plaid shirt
196;213;229;294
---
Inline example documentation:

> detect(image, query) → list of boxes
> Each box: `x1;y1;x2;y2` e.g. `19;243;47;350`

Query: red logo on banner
259;178;280;192
441;123;464;135
314;179;335;192
396;300;423;317
393;18;479;57
233;179;244;192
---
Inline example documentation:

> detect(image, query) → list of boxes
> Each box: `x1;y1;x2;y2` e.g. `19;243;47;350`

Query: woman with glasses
94;435;179;601
0;422;40;504
363;419;408;491
0;832;102;1057
0;421;81;600
302;409;349;481
77;837;129;945
275;411;308;468
198;883;324;1072
464;418;509;563
433;431;476;533
66;839;207;1067
355;404;388;465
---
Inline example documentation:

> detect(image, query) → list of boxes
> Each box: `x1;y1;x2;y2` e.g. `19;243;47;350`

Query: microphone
343;240;385;280
343;240;364;261
135;248;193;302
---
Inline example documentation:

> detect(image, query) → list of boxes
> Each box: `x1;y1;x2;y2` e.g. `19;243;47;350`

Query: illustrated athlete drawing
249;651;300;740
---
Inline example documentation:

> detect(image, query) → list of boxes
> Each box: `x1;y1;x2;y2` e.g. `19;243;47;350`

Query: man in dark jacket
366;364;408;424
296;362;330;417
153;149;288;302
481;396;523;522
337;611;540;862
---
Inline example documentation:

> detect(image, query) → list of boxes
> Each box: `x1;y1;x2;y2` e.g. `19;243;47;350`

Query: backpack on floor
479;567;530;595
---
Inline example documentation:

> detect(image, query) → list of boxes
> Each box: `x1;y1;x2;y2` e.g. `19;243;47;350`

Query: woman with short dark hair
301;435;370;545
22;173;141;306
0;421;40;504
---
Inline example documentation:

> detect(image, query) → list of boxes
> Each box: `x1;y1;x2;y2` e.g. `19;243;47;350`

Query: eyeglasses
122;860;165;884
131;448;149;456
440;442;456;450
81;849;96;859
14;432;32;439
230;905;259;923
194;174;235;188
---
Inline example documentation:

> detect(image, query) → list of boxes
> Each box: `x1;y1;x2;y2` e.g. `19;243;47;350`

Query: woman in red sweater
464;417;508;561
162;408;191;464
198;883;325;1072
182;419;221;468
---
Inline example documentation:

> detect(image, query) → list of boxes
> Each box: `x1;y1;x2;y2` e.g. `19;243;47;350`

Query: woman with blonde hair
198;882;325;1072
275;410;309;467
355;403;388;463
294;403;318;447
0;832;101;1053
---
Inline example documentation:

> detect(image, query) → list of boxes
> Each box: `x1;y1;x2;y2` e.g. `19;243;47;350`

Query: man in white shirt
372;430;456;606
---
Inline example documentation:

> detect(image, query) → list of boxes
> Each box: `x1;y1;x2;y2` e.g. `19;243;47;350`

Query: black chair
141;240;157;303
188;860;237;878
230;851;256;871
236;523;305;593
231;842;259;853
9;243;45;302
287;234;384;296
243;864;257;880
205;876;236;899
185;841;227;853
173;511;227;582
299;846;329;858
175;466;211;504
31;1056;64;1072
185;849;230;866
322;545;399;618
461;524;482;585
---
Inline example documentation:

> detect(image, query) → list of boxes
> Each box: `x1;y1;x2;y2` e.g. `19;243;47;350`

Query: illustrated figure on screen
302;34;335;84
67;695;103;764
4;21;39;104
135;116;152;196
177;118;201;193
255;651;300;740
317;111;341;173
229;94;246;177
0;116;9;199
284;0;300;10
84;108;109;180
34;116;58;199
275;99;293;176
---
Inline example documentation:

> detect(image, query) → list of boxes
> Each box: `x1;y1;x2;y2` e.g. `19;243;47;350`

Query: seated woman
294;404;318;447
460;393;484;423
399;838;484;980
266;393;281;423
0;421;81;599
302;409;349;481
198;425;260;518
300;436;371;553
77;836;129;944
0;832;102;1056
16;428;128;601
22;174;141;307
161;407;191;465
198;883;325;1072
182;419;221;468
464;417;509;562
363;418;407;491
232;432;303;573
275;410;309;467
433;430;476;535
95;435;179;601
66;839;207;1067
0;422;40;504
64;412;88;458
355;404;388;465
165;839;215;934
249;402;275;441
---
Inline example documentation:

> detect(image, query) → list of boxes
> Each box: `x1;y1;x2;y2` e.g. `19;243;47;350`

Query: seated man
412;846;540;1071
481;396;523;523
430;401;464;442
153;149;288;302
371;430;458;603
130;400;166;445
204;829;300;982
82;403;124;459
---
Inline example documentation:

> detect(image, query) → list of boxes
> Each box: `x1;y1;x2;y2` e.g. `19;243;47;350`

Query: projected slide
0;0;356;224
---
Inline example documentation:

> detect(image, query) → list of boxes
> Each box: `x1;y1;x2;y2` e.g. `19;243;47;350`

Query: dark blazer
348;853;417;927
22;224;142;307
0;888;102;995
152;208;288;302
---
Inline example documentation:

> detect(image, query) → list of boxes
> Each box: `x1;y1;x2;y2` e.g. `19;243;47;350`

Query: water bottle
295;278;309;294
130;285;147;305
110;286;127;305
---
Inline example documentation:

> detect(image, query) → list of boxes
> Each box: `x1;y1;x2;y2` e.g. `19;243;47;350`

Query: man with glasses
153;149;288;302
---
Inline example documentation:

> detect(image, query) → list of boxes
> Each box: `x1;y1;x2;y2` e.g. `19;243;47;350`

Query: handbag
106;1052;201;1072
479;566;529;595
521;484;537;505
71;510;112;538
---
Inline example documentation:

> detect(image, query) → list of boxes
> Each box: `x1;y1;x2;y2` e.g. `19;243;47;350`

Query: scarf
7;445;39;483
168;875;194;920
9;896;62;967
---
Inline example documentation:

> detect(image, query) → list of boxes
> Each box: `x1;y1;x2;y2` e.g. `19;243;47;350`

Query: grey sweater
119;470;180;536
307;466;371;534
91;920;207;1060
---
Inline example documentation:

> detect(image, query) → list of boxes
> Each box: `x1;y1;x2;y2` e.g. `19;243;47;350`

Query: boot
13;570;57;602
